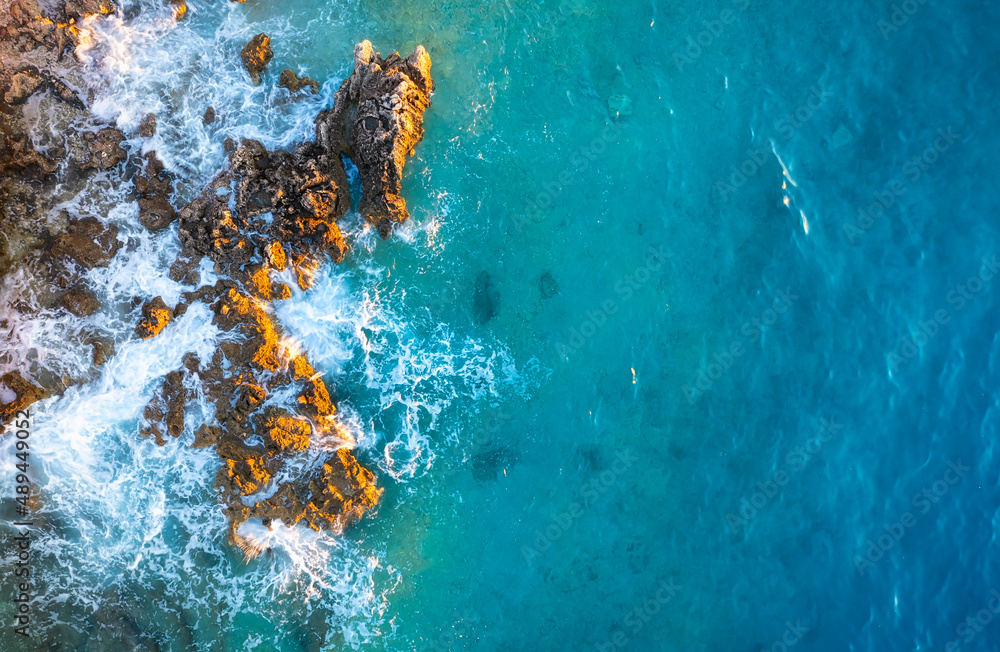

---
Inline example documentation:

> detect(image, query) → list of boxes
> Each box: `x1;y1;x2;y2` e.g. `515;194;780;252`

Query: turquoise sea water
3;0;1000;650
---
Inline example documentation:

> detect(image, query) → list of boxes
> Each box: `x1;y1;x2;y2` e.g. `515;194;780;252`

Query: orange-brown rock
260;409;312;452
299;376;336;419
240;33;272;86
0;372;50;427
135;296;173;339
79;127;126;171
266;241;287;270
244;448;381;532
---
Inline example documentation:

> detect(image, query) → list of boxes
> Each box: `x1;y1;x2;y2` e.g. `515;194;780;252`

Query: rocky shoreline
1;1;434;550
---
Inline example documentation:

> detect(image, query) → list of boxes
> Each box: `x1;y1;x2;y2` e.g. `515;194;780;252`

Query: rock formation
134;41;434;550
138;113;157;138
62;286;100;317
0;372;50;427
49;217;122;269
315;40;434;237
279;69;320;94
240;33;273;86
135;152;177;231
134;296;173;339
79;127;127;170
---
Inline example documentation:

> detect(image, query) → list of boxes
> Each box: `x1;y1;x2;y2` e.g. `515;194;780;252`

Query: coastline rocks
80;127;126;170
49;217;121;268
240;33;273;86
134;296;173;339
168;0;186;20
63;0;116;20
146;41;434;552
0;372;50;427
279;69;320;94
315;40;434;238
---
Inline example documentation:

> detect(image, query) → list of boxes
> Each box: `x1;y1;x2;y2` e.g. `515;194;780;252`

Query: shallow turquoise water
3;0;1000;650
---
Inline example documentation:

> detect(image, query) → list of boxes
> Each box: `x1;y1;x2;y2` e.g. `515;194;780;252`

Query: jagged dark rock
138;196;176;231
240;33;273;86
315;40;434;237
140;370;186;445
279;69;320;94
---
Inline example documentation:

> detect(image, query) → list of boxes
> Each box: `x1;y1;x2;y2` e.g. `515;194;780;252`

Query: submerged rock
279;69;320;94
539;271;560;298
240;33;273;86
315;40;434;238
608;93;633;120
203;106;215;125
472;271;499;324
0;372;50;427
134;296;173;339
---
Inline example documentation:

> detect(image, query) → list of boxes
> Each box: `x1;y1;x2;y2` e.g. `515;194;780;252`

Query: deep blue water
2;0;1000;650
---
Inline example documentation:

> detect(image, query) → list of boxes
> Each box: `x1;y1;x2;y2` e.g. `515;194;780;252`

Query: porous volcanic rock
4;67;46;105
